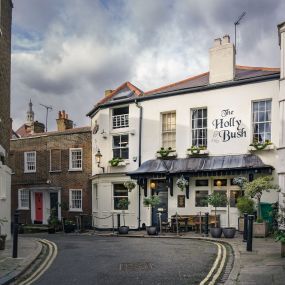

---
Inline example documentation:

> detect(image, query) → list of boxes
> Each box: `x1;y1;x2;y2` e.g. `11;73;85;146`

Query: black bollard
243;213;248;242
204;212;209;237
247;215;254;252
117;213;121;229
12;210;19;258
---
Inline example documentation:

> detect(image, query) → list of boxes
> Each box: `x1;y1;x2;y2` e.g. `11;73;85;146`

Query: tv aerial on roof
40;103;53;132
234;11;246;53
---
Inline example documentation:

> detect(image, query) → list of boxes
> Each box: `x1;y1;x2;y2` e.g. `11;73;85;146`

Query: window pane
230;190;243;207
195;191;209;207
113;136;121;148
214;179;227;187
191;108;207;147
195;180;209;187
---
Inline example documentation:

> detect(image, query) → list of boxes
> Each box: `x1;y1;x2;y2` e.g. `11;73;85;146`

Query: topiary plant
207;192;228;227
236;196;255;216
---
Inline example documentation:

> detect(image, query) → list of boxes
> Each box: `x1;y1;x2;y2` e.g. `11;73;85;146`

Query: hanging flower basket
124;181;136;192
176;175;189;191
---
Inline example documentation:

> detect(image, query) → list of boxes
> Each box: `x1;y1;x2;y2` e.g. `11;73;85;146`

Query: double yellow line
199;241;227;285
18;239;58;285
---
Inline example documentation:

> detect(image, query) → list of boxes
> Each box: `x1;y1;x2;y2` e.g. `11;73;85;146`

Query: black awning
128;154;273;178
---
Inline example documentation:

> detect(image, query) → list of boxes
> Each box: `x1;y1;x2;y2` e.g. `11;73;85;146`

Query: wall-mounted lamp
150;181;156;190
216;180;222;188
95;149;105;173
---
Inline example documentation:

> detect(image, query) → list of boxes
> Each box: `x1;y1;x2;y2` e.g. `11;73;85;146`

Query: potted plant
117;198;130;234
236;196;255;231
156;147;176;159
109;157;124;167
275;230;285;257
244;176;280;237
143;195;161;235
48;208;59;234
64;219;76;233
223;194;236;238
124;180;136;192
187;145;208;155
249;139;273;151
207;192;227;238
176;175;189;192
0;218;8;250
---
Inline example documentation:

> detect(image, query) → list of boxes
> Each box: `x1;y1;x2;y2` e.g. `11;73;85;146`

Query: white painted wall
91;79;281;229
0;163;12;239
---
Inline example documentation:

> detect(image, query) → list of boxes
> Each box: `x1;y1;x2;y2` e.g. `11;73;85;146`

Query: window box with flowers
109;158;126;167
187;146;209;156
248;140;274;152
156;147;177;159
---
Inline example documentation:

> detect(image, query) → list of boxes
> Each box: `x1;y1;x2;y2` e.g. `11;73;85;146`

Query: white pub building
88;21;285;231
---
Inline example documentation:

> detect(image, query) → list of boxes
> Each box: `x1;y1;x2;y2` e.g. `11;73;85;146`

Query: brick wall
10;128;92;224
0;0;12;165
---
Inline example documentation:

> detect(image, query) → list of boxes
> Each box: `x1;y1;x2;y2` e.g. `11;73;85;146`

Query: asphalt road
33;234;217;285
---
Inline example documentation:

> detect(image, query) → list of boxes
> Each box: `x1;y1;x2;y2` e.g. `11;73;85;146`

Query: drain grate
120;262;153;272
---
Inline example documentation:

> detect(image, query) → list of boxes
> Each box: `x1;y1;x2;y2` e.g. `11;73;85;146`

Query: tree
244;176;280;220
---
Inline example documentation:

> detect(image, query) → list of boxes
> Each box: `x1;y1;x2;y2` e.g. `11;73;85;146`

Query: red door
35;192;43;223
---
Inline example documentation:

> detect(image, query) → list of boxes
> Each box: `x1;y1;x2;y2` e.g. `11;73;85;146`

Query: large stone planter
0;235;7;250
222;227;236;238
253;222;269;237
238;217;244;232
210;227;222;238
147;226;157;235
118;226;129;235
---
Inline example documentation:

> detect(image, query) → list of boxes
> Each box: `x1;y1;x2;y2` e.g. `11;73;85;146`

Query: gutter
87;73;280;118
135;100;143;230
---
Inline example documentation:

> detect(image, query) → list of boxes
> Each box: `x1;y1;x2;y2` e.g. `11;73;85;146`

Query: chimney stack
56;110;73;131
209;34;235;84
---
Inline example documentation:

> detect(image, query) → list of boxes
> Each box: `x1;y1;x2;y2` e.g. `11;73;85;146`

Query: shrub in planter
207;193;227;238
143;195;161;235
64;220;76;233
236;196;255;232
275;230;285;257
48;208;60;234
117;198;130;234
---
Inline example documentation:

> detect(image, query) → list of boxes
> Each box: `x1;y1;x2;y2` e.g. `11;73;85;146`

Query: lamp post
95;149;105;173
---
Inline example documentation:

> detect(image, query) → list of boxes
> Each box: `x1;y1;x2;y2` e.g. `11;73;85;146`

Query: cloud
11;0;285;131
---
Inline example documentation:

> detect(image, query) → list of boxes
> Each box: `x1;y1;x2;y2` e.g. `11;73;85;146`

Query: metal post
247;215;254;252
204;212;209;237
159;212;162;235
243;213;248;242
175;212;179;236
112;213;115;235
12;210;19;258
117;213;121;229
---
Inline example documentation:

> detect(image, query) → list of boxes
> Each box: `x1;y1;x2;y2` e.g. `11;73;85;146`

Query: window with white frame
162;112;176;149
191;108;207;147
69;189;82;211
24;151;36;173
112;134;129;159
18;189;29;209
69;148;82;171
112;106;129;129
113;184;129;210
252;100;272;143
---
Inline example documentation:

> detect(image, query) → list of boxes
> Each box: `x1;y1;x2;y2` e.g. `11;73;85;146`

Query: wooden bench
171;214;220;232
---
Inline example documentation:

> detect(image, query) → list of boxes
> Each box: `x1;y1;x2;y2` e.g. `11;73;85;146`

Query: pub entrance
151;179;168;227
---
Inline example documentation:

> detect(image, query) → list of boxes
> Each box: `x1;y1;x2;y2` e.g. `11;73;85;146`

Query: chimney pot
214;38;221;47
222;35;230;44
105;90;113;97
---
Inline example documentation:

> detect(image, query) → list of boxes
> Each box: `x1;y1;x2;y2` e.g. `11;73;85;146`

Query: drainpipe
135;100;143;230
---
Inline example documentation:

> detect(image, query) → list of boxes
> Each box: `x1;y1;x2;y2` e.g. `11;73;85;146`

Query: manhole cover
120;262;153;272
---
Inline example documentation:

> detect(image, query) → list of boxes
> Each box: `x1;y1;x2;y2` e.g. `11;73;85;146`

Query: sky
11;0;285;131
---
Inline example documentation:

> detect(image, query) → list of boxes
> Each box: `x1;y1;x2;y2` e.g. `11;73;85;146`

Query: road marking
199;241;227;285
18;239;57;285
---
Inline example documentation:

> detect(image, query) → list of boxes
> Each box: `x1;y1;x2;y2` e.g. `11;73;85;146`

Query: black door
50;192;58;218
151;180;168;227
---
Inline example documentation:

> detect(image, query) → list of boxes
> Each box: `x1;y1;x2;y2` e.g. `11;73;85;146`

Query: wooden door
35;192;43;223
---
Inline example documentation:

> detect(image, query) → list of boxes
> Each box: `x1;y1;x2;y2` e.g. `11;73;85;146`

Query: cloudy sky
11;0;285;131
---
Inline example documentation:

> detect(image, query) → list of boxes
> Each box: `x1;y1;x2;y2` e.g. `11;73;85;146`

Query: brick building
10;111;92;226
0;0;13;238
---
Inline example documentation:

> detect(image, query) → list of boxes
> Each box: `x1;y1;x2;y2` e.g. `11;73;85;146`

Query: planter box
238;217;244;232
156;152;177;159
187;149;209;156
109;161;127;167
248;144;275;152
253;222;269;237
